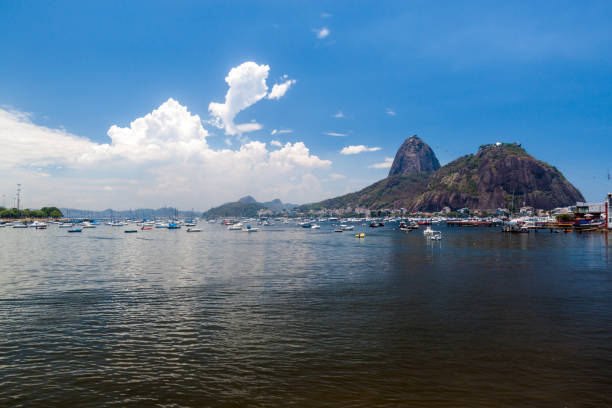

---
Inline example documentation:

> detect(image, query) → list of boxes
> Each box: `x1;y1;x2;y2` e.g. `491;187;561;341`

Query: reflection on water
0;224;611;407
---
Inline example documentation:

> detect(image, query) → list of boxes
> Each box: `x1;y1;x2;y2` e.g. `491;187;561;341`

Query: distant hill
202;201;266;218
301;137;584;212
61;207;199;219
202;197;296;218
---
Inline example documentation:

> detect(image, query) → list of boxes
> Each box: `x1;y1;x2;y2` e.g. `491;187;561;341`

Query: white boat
311;224;320;229
429;232;442;240
82;222;96;228
423;226;435;236
228;222;243;230
341;224;354;231
59;223;73;228
12;223;28;229
155;223;169;228
186;228;202;232
242;225;258;232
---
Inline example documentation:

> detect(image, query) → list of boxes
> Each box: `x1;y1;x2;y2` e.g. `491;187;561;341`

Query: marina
0;219;610;406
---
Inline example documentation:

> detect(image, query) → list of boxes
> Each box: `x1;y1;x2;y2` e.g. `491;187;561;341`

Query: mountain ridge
301;139;584;212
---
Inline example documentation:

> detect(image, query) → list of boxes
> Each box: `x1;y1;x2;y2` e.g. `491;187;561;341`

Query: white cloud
332;111;344;118
270;140;282;147
314;27;330;39
208;61;270;136
340;145;381;155
329;173;345;180
386;107;396;116
0;99;332;210
268;79;296;100
369;157;394;168
325;131;349;137
271;128;293;135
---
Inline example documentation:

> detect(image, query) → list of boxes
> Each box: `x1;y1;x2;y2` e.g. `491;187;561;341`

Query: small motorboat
68;228;82;233
429;232;442;240
12;224;28;229
311;224;320;229
186;228;202;232
334;229;344;233
242;225;259;232
340;224;354;231
141;226;153;230
124;229;138;233
423;226;435;236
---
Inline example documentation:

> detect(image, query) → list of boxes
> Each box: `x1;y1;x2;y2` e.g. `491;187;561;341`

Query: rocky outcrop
411;143;584;211
302;140;584;211
388;136;440;176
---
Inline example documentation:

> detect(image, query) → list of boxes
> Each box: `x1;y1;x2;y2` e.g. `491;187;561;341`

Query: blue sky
1;1;611;209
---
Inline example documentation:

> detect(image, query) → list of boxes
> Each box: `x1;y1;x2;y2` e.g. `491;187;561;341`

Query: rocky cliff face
302;139;584;211
410;143;584;211
388;136;440;176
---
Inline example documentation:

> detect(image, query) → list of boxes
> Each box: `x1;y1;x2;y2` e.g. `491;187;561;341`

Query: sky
1;0;611;210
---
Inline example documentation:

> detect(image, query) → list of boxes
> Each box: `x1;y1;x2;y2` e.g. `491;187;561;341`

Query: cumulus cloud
268;79;296;99
0;99;332;209
332;111;344;118
314;27;330;39
340;145;381;155
208;61;270;136
270;140;282;147
369;157;394;168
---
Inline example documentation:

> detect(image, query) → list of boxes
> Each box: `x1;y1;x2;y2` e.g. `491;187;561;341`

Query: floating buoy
355;233;365;238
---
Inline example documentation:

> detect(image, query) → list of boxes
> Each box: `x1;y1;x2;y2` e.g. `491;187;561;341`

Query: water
1;223;611;407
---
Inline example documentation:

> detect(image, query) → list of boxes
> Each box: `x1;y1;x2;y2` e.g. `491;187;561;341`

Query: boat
242;225;259;232
186;228;202;232
311;224;320;229
12;223;28;229
141;226;153;230
334;229;343;232
340;224;354;231
35;223;48;230
228;222;243;230
429;232;442;240
423;226;435;236
59;223;73;228
369;222;384;228
167;222;181;229
67;228;82;233
298;222;312;228
355;232;366;238
124;229;138;233
82;222;96;228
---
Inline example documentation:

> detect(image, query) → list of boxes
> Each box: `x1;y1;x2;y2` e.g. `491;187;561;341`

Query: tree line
0;206;63;219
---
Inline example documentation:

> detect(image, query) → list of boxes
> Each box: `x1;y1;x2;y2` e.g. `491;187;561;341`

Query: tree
40;207;63;218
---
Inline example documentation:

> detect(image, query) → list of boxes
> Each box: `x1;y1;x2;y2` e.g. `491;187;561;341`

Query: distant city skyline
1;1;611;210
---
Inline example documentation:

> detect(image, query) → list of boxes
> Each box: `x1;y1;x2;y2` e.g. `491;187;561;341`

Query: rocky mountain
411;143;584;211
388;136;440;176
301;139;584;212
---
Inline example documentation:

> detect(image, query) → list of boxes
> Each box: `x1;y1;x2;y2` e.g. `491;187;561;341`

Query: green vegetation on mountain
299;172;431;211
202;202;266;218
